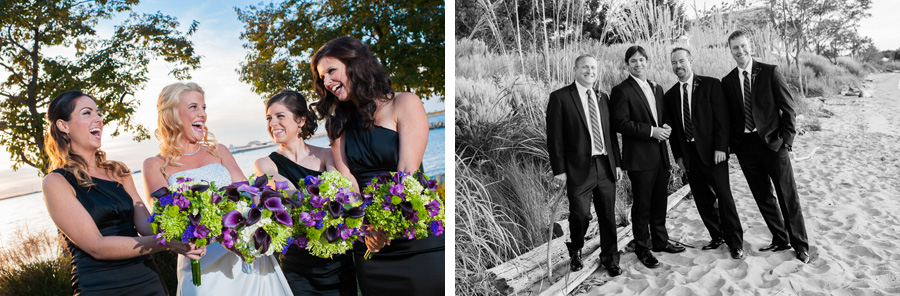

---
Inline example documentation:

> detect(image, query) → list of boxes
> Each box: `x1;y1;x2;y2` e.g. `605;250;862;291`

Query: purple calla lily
223;210;246;228
210;192;222;204
221;185;241;202
398;201;414;216
275;181;289;190
260;188;280;204
375;172;392;185
190;184;210;192
306;183;320;196
238;184;260;196
328;201;342;218
254;227;271;254
325;226;340;243
150;187;170;199
254;174;269;188
189;213;201;225
273;209;292;227
265;196;284;211
345;206;365;218
282;196;301;208
392;172;409;184
246;207;262;226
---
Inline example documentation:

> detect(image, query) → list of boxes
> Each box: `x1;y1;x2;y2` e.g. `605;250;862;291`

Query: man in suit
721;30;810;263
663;47;745;259
546;54;623;276
610;45;685;269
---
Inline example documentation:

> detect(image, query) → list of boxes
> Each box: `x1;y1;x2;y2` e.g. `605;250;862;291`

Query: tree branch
0;61;27;85
5;25;33;57
17;151;36;168
0;91;27;105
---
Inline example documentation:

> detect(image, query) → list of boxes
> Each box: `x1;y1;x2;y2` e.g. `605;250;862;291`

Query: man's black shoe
730;248;745;259
637;252;660;269
702;238;725;250
652;243;686;253
759;243;791;252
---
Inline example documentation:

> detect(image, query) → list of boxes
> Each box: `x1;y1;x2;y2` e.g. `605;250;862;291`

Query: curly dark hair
311;36;394;143
266;89;318;140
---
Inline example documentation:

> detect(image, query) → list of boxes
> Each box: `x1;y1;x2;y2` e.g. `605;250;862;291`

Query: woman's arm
43;173;200;261
253;156;297;190
332;135;360;191
142;156;169;209
393;92;428;173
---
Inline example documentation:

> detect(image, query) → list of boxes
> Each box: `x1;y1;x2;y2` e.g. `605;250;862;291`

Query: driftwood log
484;185;692;295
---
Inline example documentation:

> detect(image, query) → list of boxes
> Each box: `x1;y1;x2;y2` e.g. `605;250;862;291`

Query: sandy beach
573;73;900;295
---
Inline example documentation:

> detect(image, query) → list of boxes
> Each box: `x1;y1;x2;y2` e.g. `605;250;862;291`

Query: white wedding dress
168;163;292;296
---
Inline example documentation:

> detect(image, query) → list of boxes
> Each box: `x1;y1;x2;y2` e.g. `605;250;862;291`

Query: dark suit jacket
610;76;670;171
663;75;730;168
722;60;796;152
547;82;621;186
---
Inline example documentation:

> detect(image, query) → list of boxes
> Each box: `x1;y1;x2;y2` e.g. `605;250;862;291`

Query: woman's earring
63;132;71;143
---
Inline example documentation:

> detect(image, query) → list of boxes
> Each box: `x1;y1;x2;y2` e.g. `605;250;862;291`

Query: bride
142;82;293;295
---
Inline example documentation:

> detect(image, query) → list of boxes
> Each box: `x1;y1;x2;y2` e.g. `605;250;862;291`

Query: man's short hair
624;45;648;63
574;54;596;67
671;47;692;58
727;30;748;45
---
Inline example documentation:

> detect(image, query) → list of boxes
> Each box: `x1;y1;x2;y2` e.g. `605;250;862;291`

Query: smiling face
266;101;303;144
626;52;648;79
729;36;752;68
177;90;207;143
574;56;599;88
316;56;352;103
670;50;693;82
57;96;104;152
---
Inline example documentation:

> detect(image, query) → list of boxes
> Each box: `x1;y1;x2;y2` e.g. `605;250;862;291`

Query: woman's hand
364;225;390;253
167;241;206;260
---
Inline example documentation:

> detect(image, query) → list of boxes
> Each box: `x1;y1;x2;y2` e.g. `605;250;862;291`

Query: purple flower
193;224;210;238
182;224;196;243
338;224;353;241
210;192;222;204
294;234;309;248
146;213;158;223
345;206;365;219
375;172;392;186
315;220;324;230
404;227;416;240
381;202;394;212
150;187;170;199
325;226;340;243
190;184;210;192
221;228;236;249
389;184;404;197
430;221;444;236
246;207;262;226
273;209;292;227
300;210;325;226
392;172;409;184
304;175;321;187
238;184;260;196
275;181;289;190
334;187;352;205
222;210;246;228
155;233;166;245
173;195;191;210
264;196;284;211
328;201;343;218
398;201;414;216
309;195;327;208
254;174;269;188
175;176;192;184
254;227;271;254
189;213;202;225
158;195;174;207
221;185;241;202
425;200;441;217
282;237;295;254
306;183;320;196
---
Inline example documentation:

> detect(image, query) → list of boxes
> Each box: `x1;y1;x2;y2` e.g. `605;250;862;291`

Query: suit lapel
568;83;589;130
627;77;656;125
653;82;663;124
751;61;761;102
598;91;610;148
690;76;701;125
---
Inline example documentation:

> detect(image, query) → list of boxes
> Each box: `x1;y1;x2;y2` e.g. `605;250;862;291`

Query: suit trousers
566;156;618;264
629;162;671;254
734;133;809;251
684;142;744;249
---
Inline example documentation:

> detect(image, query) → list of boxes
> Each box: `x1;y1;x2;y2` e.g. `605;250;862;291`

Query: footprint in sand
849;245;883;261
723;261;750;280
686;263;715;282
866;208;882;217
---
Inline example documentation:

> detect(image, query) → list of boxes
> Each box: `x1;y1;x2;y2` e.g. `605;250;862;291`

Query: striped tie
682;83;693;141
742;70;755;131
587;90;605;154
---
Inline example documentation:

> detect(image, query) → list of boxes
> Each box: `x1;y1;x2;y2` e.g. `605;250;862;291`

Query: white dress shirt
736;59;757;133
575;81;606;156
631;75;660;137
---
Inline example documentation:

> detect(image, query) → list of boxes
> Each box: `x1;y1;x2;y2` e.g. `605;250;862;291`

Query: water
0;126;445;246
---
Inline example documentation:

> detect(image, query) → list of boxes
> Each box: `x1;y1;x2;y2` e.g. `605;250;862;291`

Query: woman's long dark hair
267;89;318;140
311;37;394;143
45;90;129;187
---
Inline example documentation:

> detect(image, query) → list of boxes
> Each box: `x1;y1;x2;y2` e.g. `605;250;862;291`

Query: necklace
184;145;202;156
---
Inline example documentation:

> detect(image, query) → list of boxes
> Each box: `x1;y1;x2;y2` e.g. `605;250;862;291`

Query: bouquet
147;177;225;286
361;171;445;259
289;171;365;258
218;175;296;264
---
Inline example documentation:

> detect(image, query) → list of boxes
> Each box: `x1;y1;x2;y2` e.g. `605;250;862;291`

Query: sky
0;0;445;197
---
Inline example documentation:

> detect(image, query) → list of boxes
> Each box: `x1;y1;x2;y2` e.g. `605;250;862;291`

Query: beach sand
573;73;900;295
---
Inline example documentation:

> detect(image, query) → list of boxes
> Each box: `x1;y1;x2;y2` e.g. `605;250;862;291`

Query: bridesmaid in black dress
253;90;357;295
41;91;203;295
312;37;445;295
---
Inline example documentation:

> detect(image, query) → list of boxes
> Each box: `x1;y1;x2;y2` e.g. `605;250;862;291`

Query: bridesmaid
41;90;203;295
253;89;357;295
311;37;445;295
142;82;293;296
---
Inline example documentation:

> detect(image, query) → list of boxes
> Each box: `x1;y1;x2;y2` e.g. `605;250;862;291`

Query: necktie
743;70;755;131
587;90;605;154
682;83;692;141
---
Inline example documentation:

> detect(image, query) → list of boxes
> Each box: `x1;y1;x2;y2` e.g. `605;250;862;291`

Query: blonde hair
45;90;130;187
155;82;220;177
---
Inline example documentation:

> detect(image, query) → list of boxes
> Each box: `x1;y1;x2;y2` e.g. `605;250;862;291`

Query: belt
592;154;607;159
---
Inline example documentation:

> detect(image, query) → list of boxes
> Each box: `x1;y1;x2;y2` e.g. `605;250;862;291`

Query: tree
0;0;201;175
235;0;444;101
